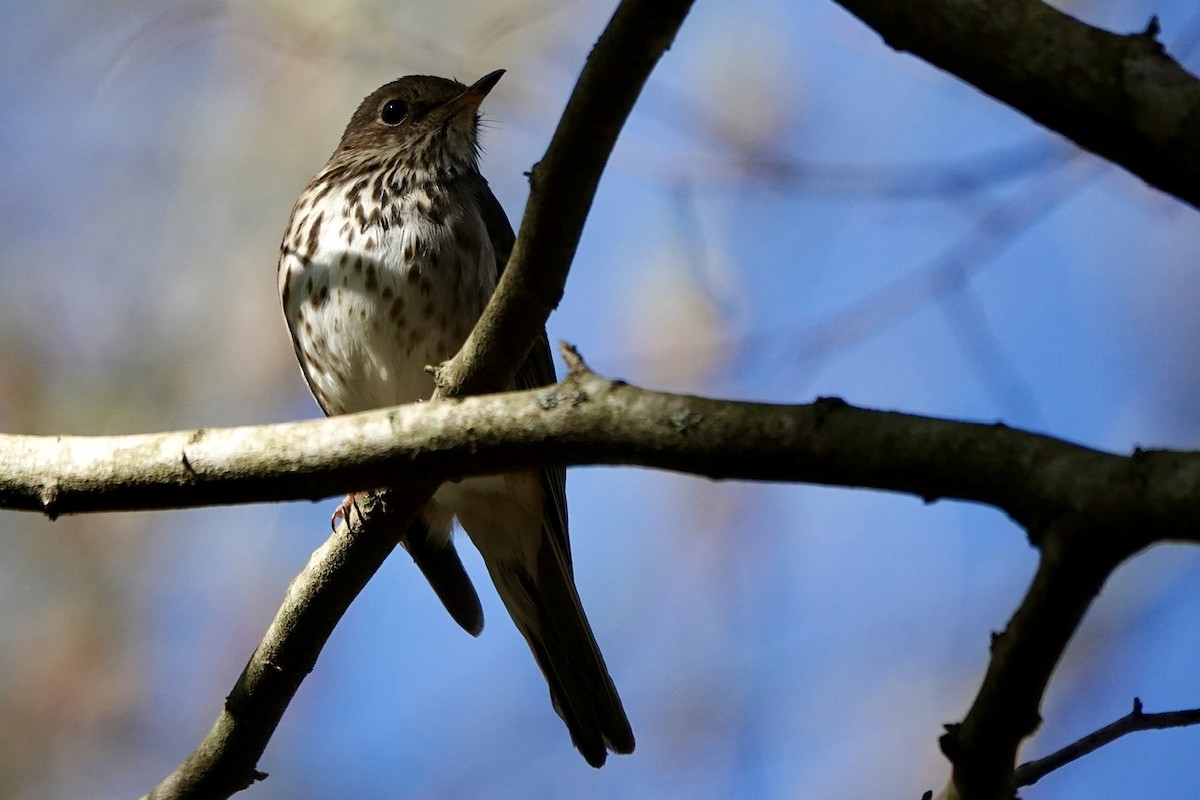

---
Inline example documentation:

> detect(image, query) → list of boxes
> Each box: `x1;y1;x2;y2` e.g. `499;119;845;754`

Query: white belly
281;196;496;415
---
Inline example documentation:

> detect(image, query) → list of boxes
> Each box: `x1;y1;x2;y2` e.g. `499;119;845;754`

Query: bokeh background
2;1;1200;797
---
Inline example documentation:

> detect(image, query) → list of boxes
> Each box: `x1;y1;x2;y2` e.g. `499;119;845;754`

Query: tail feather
487;539;634;767
402;518;484;636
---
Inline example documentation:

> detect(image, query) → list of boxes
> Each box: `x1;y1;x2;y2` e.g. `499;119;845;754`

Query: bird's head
335;70;504;178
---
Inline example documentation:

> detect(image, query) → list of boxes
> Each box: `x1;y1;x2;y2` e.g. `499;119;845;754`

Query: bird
276;69;634;767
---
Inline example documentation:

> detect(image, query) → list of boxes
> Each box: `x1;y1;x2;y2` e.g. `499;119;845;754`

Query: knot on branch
39;478;61;520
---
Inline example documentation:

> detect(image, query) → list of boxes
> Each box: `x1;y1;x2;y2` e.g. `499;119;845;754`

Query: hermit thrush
277;71;633;766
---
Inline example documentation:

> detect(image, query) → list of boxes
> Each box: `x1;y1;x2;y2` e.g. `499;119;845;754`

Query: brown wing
475;178;632;762
475;178;572;569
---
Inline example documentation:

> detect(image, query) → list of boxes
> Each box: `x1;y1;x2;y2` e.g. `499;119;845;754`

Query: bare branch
1014;698;1200;788
1;352;1197;552
143;490;426;799
831;0;1200;209
937;517;1127;800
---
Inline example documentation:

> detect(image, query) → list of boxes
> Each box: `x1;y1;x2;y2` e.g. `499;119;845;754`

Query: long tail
485;536;634;767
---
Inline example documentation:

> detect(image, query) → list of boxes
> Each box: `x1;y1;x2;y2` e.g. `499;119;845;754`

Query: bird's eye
380;100;408;125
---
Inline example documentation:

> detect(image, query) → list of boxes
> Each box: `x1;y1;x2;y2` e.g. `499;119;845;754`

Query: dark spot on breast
305;212;323;259
313;284;329;306
428;249;440;269
290;214;308;250
353;256;364;273
364;262;378;292
311;180;335;205
390;307;406;328
402;236;422;262
371;172;389;207
418;274;433;297
421;298;435;318
380;284;394;300
322;163;350;184
363;236;376;251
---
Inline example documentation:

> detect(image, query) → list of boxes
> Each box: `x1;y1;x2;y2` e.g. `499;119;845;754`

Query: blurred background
2;0;1199;797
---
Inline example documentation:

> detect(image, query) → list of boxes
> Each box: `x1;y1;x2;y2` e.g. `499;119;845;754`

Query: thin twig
1014;698;1200;788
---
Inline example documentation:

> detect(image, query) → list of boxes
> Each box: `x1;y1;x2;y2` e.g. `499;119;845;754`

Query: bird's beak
441;69;505;119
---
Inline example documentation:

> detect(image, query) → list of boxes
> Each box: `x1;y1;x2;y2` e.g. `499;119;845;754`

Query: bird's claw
332;493;363;531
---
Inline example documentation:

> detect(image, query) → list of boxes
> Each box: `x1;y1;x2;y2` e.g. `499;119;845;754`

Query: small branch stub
558;340;589;375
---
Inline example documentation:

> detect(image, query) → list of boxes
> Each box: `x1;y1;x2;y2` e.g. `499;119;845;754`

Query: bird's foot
331;493;363;531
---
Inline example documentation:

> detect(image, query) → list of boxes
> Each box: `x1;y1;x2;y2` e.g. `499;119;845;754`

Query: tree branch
143;488;428;799
937;517;1129;800
3;348;1198;554
831;0;1200;209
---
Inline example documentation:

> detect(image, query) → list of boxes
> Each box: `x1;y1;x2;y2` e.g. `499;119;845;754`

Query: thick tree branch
831;0;1200;209
3;349;1198;554
142;0;695;795
937;518;1129;800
